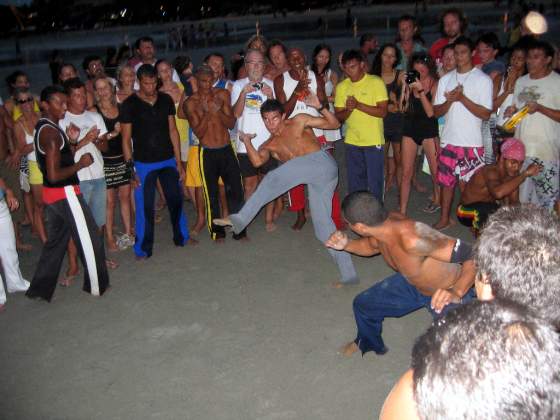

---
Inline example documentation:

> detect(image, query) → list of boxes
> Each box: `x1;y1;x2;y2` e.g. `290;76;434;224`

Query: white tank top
322;69;341;143
24;128;37;161
282;70;323;137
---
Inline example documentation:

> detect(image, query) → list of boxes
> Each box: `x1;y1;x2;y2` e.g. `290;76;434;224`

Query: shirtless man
326;191;476;356
185;65;245;242
457;138;541;235
274;47;328;230
214;98;359;286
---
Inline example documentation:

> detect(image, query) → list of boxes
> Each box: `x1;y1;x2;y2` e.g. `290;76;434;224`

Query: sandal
423;201;441;213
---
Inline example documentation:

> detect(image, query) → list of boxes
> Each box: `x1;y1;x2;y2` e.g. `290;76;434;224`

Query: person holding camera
231;49;282;232
400;53;440;215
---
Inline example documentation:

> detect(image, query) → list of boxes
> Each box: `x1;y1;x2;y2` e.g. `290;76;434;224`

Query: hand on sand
213;217;232;227
430;288;461;314
325;230;348;251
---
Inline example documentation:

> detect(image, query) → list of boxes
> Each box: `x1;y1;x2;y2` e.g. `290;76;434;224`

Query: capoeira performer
26;86;110;302
214;96;359;286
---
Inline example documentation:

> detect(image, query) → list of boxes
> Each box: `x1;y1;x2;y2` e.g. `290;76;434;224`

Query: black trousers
26;189;110;302
199;143;246;239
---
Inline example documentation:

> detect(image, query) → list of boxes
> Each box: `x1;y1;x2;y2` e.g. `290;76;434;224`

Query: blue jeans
352;272;476;354
80;177;107;228
134;158;189;258
345;143;384;202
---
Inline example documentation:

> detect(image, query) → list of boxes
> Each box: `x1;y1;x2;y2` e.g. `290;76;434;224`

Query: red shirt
429;37;481;65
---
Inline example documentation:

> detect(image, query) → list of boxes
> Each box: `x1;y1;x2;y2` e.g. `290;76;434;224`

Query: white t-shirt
435;67;493;147
231;77;274;153
59;110;107;181
514;71;560;161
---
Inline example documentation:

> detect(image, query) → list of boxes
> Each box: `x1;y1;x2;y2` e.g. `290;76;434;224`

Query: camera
252;82;264;90
405;70;420;85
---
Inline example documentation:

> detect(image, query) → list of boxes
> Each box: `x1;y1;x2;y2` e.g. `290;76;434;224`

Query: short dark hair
441;43;455;56
62;77;85;95
136;64;157;80
82;55;102;71
135;36;154;50
359;33;375;47
341;49;364;65
260;99;284;116
412;299;560;420
40;85;65;103
398;14;416;26
5;70;27;92
58;63;77;76
476;32;500;50
528;40;555;58
342;191;388;227
267;39;288;61
440;7;467;35
203;52;225;64
452;36;475;53
173;55;192;74
474;205;560;325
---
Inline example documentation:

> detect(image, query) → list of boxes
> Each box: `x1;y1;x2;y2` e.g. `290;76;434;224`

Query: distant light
120;8;127;18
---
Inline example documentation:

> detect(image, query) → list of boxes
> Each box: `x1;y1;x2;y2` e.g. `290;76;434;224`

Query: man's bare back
185;87;233;148
365;214;461;295
461;165;501;205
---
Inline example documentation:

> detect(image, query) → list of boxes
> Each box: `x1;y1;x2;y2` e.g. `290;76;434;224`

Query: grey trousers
230;150;359;284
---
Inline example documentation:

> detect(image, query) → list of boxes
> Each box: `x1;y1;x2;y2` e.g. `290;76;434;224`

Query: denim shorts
79;178;107;228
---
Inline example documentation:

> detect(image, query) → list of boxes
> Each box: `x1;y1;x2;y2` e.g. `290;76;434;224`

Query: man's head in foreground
341;191;388;236
380;299;560;420
473;204;560;326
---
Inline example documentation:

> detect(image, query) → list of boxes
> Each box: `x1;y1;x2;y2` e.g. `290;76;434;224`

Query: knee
353;292;368;313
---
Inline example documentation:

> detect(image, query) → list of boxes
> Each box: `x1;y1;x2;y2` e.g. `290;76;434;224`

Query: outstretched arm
325;230;380;256
239;132;271;168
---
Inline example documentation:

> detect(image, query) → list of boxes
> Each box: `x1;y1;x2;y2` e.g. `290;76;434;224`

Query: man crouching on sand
326;191;476;356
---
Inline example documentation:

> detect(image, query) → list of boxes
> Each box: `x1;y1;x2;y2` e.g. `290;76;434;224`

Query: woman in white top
311;44;341;145
13;88;46;243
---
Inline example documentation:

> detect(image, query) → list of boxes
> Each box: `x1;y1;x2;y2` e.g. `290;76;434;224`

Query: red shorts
437;144;484;188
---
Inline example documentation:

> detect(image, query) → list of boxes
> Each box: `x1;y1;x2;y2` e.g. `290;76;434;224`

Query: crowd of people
0;5;559;418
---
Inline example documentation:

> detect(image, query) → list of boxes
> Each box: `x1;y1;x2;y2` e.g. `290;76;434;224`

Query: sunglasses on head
16;97;33;104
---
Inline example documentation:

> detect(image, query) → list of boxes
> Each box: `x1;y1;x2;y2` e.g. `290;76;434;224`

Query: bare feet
106;259;119;270
339;341;359;357
331;280;359;289
186;238;199;246
59;272;78;287
432;218;456;231
213;217;232;227
155;199;166;211
106;238;119;253
291;211;306;231
154;213;163;224
190;221;206;236
265;222;277;232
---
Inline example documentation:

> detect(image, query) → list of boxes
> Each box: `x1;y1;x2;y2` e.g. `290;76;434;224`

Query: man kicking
214;97;359;286
326;191;475;356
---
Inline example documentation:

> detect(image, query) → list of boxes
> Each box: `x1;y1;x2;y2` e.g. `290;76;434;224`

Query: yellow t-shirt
334;74;388;147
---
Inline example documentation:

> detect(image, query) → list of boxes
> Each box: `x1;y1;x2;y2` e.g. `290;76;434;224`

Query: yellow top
174;83;189;143
334;74;388;147
12;100;40;122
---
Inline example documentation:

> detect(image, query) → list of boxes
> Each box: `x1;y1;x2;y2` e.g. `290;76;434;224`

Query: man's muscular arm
408;223;475;312
41;126;92;183
485;163;541;200
300;94;340;130
325;230;380;256
239;132;271;168
215;90;236;129
185;97;210;139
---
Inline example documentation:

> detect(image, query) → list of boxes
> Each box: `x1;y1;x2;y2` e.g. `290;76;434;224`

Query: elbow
426;109;435;118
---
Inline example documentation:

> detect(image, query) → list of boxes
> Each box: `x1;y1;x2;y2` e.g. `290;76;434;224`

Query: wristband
450;239;472;263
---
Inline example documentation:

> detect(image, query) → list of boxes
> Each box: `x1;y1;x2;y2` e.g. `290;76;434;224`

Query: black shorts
237;153;279;177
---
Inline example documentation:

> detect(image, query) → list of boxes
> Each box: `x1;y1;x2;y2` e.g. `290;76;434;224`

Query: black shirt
96;105;123;160
34;118;79;188
120;92;176;163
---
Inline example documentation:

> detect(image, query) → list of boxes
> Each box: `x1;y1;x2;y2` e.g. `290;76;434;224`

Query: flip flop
423;201;441;213
106;259;119;270
58;274;78;287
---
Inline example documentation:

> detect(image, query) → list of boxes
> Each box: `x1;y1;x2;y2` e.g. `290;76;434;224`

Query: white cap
523;11;548;35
